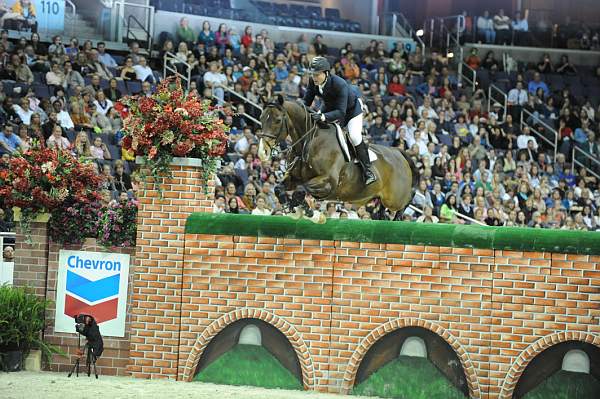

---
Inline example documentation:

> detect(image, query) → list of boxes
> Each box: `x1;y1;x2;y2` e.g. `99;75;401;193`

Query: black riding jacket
303;74;362;125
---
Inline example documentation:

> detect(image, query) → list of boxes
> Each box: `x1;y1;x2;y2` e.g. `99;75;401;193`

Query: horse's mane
264;98;317;130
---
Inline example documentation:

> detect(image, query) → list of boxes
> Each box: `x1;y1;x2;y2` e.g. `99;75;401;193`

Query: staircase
63;12;100;41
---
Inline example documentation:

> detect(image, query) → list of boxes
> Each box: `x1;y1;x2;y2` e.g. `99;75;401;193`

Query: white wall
0;261;14;285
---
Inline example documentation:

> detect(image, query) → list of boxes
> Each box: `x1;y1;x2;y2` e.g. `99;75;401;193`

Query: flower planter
2;350;23;372
24;349;41;371
135;156;204;168
12;208;50;223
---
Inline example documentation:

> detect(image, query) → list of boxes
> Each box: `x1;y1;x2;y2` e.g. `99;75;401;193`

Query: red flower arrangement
116;77;229;186
0;147;103;236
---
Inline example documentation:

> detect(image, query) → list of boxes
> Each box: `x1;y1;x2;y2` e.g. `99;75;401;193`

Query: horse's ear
276;94;284;107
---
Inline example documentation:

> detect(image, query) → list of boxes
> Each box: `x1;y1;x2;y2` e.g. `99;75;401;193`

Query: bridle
260;101;320;159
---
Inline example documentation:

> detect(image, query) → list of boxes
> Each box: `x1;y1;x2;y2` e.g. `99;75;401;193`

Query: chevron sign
54;250;130;337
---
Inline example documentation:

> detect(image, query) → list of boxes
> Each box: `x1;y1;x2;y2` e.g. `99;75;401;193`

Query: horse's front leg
304;174;335;200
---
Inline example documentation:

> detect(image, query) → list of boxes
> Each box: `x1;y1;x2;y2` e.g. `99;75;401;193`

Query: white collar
317;77;328;93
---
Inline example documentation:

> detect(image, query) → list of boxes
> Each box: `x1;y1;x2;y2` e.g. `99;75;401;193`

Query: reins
262;101;320;161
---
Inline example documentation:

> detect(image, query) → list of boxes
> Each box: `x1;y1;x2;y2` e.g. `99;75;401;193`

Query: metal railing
487;79;599;181
126;15;152;50
217;84;263;115
114;1;155;50
163;51;191;89
488;84;508;123
384;12;426;54
65;0;76;38
210;91;262;127
572;146;600;180
460;62;477;92
410;195;486;226
520;108;559;160
425;15;464;53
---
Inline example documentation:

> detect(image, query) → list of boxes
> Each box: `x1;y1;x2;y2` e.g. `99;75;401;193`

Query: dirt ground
0;371;374;399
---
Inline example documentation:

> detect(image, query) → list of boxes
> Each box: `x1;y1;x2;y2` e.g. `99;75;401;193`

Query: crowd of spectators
2;16;600;235
0;30;146;233
456;8;600;50
183;19;599;231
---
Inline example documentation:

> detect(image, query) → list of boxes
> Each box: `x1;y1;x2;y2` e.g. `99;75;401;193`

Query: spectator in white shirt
132;56;155;83
97;41;118;68
415;130;430;156
234;127;255;154
203;61;227;105
400;117;417;148
52;100;74;130
46;62;65;87
412;180;434;209
13;97;33;125
493;9;511;44
93;91;113;116
517;126;538;150
417;97;439;120
251;195;272;215
477;10;496;44
46;125;71;150
507;81;528;119
508;81;528;106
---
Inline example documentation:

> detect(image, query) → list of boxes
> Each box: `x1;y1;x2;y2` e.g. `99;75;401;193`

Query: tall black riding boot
355;142;377;185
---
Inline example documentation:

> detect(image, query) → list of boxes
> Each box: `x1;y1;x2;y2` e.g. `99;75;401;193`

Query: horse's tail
395;148;419;214
398;148;419;190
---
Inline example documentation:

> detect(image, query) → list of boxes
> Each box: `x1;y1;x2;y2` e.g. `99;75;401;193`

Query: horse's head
258;94;288;162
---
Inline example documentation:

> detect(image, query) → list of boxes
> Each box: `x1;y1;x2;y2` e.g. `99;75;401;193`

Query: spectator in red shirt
241;25;253;49
238;66;254;92
387;74;406;96
465;48;481;70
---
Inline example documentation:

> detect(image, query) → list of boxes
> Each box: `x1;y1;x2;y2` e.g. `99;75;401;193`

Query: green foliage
0;284;64;363
194;344;302;390
523;370;600;399
48;197;103;245
352;356;467;399
96;199;138;248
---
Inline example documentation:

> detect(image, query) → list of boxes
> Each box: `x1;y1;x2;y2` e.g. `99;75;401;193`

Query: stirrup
365;173;377;186
364;169;377;185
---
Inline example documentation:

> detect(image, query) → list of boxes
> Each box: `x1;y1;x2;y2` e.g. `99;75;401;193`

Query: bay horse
258;96;417;211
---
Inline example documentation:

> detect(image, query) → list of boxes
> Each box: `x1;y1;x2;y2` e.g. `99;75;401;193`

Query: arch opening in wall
513;340;600;399
351;326;468;398
193;318;303;390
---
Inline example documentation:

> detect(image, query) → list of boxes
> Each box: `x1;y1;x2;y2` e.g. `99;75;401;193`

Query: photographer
76;315;103;358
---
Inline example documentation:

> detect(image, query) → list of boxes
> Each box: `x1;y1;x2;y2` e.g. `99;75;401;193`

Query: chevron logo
64;295;118;323
64;270;120;323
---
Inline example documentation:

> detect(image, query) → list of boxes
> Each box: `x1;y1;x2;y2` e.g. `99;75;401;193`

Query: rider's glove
311;112;325;122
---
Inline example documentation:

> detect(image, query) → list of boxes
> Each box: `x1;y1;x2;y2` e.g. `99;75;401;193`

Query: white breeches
347;111;363;146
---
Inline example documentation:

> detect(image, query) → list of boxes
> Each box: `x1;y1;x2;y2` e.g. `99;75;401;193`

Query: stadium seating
151;0;361;33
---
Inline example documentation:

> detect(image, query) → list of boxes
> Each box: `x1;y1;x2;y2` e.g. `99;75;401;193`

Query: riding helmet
309;56;330;73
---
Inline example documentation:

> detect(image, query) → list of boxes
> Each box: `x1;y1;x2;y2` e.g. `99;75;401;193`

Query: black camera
74;314;92;334
68;314;103;378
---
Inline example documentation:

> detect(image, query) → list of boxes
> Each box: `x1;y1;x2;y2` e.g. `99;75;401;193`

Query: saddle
332;123;378;163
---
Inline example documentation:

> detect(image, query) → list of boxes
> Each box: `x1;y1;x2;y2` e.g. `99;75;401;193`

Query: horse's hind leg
304;175;335;200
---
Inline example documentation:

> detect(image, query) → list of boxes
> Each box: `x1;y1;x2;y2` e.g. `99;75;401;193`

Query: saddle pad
334;123;378;163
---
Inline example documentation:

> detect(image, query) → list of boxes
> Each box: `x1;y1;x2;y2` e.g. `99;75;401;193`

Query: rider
303;56;377;185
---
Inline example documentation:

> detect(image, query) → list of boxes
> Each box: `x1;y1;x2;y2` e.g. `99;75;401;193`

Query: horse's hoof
289;207;303;220
316;213;327;224
308;211;326;224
